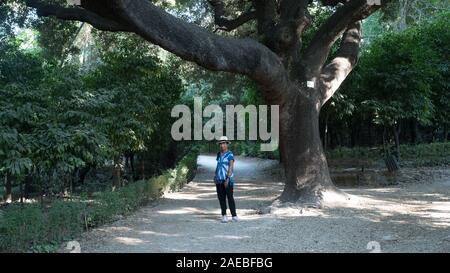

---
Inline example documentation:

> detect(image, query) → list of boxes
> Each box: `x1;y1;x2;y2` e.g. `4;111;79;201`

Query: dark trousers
216;183;237;217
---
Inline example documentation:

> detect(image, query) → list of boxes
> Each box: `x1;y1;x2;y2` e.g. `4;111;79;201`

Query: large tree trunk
278;93;335;205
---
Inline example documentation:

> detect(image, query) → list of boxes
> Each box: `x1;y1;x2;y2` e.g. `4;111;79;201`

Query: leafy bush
86;191;123;227
0;204;47;252
46;200;86;242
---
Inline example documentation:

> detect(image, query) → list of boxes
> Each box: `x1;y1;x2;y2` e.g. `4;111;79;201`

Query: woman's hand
224;178;229;188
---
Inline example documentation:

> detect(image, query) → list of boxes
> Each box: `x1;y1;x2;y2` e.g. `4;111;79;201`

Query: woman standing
214;136;238;223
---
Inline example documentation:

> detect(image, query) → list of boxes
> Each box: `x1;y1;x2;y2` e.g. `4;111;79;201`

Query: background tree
380;0;448;31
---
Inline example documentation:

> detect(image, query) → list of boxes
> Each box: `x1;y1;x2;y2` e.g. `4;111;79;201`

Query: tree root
268;185;351;214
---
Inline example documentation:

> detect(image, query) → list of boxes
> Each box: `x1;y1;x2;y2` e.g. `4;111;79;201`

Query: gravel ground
69;154;450;253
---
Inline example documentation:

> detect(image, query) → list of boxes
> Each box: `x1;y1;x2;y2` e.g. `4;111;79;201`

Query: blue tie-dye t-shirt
215;151;235;186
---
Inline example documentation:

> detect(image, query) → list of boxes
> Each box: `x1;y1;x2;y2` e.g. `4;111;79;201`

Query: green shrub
143;178;159;199
0;204;47;252
86;191;122;227
46;200;86;242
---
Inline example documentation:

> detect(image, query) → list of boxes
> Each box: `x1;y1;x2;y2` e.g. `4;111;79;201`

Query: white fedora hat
217;136;230;144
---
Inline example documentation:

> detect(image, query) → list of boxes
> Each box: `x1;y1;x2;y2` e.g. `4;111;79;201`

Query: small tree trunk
19;179;24;204
112;156;121;191
139;155;145;180
24;174;33;199
382;126;388;157
410;119;421;144
63;176;70;198
70;176;73;196
78;166;90;185
392;125;401;162
129;153;135;181
4;173;12;203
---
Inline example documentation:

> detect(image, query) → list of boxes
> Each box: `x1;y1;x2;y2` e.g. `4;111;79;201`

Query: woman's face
219;142;228;151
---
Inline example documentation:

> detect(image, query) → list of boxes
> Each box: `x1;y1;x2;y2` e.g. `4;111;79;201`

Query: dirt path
75;155;450;253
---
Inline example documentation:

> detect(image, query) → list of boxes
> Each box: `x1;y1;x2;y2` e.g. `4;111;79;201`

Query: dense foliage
0;26;184;201
321;12;449;157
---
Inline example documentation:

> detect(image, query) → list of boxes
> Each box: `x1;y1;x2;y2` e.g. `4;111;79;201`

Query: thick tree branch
208;0;256;32
25;0;132;32
112;0;289;102
299;0;382;79
319;20;362;105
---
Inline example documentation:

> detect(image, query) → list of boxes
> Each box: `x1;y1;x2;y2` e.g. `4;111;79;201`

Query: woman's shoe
221;215;228;223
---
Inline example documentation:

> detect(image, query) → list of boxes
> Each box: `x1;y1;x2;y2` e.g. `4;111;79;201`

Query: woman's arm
214;152;220;181
225;160;234;188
